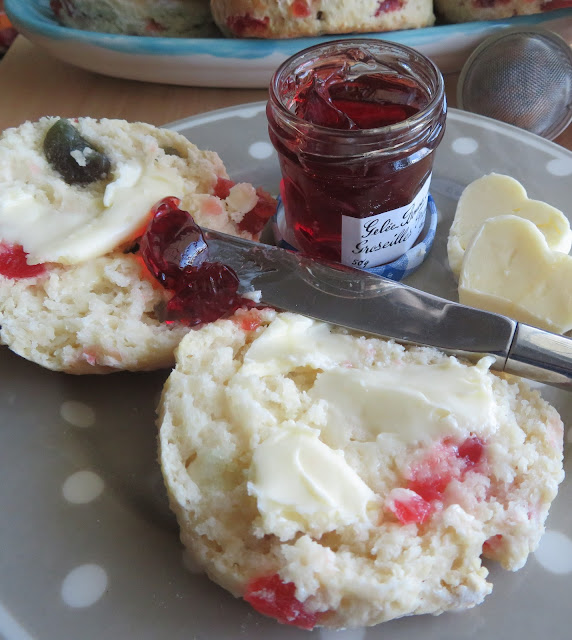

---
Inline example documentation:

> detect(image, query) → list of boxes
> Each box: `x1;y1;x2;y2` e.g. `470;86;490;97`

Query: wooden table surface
1;35;572;151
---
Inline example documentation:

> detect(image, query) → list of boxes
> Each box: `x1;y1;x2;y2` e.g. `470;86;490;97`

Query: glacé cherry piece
140;196;208;289
238;187;278;235
145;18;166;33
0;243;46;279
212;178;277;236
391;492;433;525
407;442;457;502
291;0;312;17
226;14;270;37
375;0;404;15
457;435;484;468
406;436;486;504
244;574;319;630
49;0;63;18
213;177;235;199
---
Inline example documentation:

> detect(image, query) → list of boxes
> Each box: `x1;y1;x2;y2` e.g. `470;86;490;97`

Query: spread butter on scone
0;117;276;373
158;310;564;629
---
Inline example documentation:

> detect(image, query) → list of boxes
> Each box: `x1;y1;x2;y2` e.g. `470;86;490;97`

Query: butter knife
204;229;572;391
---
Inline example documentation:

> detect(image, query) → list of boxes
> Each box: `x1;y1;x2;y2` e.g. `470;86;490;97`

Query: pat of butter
102;162;142;207
0;163;184;265
242;314;360;375
309;357;497;444
459;215;572;334
447;173;571;278
248;427;377;539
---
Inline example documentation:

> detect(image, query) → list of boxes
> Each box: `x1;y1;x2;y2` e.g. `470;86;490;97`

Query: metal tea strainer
457;26;572;140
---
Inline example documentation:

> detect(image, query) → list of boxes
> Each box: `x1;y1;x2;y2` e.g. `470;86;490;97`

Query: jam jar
267;39;446;268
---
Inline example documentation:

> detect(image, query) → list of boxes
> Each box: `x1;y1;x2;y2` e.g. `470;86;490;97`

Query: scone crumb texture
159;310;564;629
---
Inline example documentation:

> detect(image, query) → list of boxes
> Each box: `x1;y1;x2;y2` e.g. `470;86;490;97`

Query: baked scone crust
210;0;435;38
51;0;220;37
435;0;558;23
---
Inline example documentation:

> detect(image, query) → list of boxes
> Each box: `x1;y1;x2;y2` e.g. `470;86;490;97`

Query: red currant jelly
140;197;254;327
267;39;446;266
165;262;250;327
139;197;208;290
293;72;422;130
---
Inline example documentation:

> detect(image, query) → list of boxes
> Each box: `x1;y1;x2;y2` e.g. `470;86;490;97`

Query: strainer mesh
460;32;572;139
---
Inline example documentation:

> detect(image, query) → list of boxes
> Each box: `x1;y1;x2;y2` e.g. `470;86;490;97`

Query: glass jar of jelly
267;39;446;268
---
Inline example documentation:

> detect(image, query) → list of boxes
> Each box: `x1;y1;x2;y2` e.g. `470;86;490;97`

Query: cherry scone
0;117;275;373
158;309;564;629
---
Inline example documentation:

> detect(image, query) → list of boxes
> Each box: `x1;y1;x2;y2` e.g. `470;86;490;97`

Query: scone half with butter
0;117;275;373
159;309;564;630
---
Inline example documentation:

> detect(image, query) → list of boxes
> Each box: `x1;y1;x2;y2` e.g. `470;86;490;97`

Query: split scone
159;309;564;629
50;0;220;37
0;117;275;373
211;0;434;39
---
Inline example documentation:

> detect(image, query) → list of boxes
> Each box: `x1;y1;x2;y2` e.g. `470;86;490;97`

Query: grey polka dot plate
1;106;571;640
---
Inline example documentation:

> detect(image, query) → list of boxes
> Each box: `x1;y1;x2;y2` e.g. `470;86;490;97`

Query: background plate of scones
0;101;572;639
5;0;572;86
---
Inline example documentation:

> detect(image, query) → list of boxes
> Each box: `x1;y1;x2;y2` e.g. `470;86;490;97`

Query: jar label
340;174;431;269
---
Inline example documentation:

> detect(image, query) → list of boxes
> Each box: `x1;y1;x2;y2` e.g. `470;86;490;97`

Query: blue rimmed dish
6;0;572;87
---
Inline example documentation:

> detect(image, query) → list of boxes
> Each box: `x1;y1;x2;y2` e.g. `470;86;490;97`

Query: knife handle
505;323;572;390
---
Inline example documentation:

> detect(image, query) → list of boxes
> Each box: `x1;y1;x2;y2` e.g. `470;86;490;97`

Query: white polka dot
320;629;366;640
546;157;572;176
61;564;108;608
62;470;104;504
248;141;274;160
451;137;479;155
534;530;572;574
238;105;266;119
60;401;96;428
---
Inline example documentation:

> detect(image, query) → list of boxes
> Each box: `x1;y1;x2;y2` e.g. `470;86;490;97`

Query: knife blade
204;228;572;391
